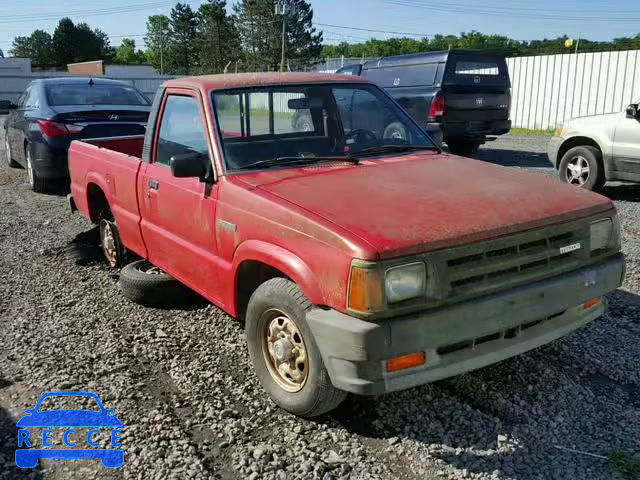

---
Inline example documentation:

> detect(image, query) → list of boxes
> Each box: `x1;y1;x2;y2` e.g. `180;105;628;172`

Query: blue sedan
3;77;150;192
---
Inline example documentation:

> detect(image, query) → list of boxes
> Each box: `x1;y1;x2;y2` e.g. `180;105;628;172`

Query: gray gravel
0;129;639;480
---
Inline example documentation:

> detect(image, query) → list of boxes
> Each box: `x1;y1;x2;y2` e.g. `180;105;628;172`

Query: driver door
612;105;640;176
138;88;222;302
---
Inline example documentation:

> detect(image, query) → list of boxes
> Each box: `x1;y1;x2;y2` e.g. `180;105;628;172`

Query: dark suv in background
336;50;512;156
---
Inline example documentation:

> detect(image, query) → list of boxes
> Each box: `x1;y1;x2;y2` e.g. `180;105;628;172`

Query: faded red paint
68;73;615;317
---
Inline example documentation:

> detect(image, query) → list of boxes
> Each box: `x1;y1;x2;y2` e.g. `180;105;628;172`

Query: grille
438;225;589;299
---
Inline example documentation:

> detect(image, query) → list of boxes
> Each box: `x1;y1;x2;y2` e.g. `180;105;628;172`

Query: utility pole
276;1;295;72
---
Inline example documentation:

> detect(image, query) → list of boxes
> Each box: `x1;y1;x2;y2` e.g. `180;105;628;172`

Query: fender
230;240;324;313
84;172;113;219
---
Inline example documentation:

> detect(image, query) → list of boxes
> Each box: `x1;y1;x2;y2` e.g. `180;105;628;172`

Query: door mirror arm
625;103;638;119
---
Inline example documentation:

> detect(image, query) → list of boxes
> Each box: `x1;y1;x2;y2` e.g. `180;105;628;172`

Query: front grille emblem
108;114;119;120
559;242;581;255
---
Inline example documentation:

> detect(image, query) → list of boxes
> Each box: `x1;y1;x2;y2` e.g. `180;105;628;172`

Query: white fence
507;50;640;129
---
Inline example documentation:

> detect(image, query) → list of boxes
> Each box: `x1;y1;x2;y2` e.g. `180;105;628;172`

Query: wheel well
87;183;112;223
557;136;602;168
236;260;288;321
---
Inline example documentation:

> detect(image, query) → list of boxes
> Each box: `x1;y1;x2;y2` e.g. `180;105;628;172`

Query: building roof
163;72;369;91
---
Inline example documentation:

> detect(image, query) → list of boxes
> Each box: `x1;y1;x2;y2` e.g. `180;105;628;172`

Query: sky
0;0;639;54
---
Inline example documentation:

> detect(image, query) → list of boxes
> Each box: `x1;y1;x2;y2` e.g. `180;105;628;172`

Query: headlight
590;215;620;251
385;263;426;303
347;261;427;313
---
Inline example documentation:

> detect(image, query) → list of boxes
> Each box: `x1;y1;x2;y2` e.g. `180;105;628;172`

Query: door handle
148;179;159;190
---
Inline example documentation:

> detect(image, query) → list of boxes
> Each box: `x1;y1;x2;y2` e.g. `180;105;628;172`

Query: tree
233;0;322;71
167;3;198;74
10;30;54;67
52;18;77;66
196;0;241;74
49;18;111;67
114;38;146;64
144;15;170;73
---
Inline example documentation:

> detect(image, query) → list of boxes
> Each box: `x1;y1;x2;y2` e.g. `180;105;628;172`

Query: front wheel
446;139;480;157
246;278;347;417
558;145;605;191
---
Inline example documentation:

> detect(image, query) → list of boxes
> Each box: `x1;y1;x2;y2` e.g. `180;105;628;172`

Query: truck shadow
473;147;553;169
0;377;44;478
330;288;640;480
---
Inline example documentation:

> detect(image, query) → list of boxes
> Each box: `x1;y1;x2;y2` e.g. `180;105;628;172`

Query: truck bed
68;136;148;258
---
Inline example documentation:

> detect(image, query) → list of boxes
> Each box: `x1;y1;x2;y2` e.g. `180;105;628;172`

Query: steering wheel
345;128;377;144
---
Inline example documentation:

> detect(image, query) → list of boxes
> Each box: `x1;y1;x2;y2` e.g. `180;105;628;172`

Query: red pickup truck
68;73;624;417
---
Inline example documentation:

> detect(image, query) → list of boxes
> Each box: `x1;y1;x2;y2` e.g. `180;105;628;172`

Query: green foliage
233;0;322;71
321;31;640;59
10;30;55;67
114;38;147;65
144;15;170;73
167;2;198;75
196;0;241;74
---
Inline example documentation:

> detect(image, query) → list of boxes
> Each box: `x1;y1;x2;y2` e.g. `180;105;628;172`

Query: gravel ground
0;129;639;480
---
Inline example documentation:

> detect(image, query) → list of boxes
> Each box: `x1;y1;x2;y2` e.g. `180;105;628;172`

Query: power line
314;22;430;37
380;0;640;22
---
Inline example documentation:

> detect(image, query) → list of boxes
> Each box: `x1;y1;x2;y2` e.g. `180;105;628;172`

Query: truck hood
235;153;613;259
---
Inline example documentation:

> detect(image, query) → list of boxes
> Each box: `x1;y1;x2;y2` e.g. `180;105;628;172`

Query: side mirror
169;152;206;180
626;104;638;118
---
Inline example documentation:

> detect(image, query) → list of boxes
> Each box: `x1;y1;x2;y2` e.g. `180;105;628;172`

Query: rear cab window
363;62;440;88
444;54;510;88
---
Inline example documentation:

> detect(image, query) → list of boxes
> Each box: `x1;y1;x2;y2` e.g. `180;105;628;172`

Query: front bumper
306;254;624;395
547;135;564;168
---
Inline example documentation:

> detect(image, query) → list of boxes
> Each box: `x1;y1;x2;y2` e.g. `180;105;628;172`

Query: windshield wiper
235;155;358;170
351;144;442;157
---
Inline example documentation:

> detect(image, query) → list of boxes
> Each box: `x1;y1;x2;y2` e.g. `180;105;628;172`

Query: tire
5;137;19;167
446;139;480;157
383;121;409;141
99;218;126;268
119;260;193;307
558;145;605;191
25;144;47;193
246;278;347;417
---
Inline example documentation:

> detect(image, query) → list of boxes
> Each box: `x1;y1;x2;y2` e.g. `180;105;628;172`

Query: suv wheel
446;139;480;157
246;278;347;417
558;146;605;191
5;137;19;167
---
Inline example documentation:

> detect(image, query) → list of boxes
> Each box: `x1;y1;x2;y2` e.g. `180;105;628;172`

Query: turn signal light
385;352;426;372
583;297;602;309
347;266;384;313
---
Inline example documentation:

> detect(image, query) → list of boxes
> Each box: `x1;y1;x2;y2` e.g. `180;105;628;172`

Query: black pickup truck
336;50;512;156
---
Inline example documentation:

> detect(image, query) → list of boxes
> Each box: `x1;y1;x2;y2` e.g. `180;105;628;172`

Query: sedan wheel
5;138;19;167
25;146;47;193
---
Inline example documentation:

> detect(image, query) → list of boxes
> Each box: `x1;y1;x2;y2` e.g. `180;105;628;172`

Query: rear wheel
246;278;347;417
558;145;605;191
25;144;47;193
5;137;19;167
446;139;480;157
99;218;126;268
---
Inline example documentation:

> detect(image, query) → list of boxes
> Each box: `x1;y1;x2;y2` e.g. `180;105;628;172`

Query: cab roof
163;72;369;91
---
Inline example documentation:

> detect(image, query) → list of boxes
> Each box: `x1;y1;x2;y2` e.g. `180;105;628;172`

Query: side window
17;87;30;108
155;95;209;167
25;87;39;108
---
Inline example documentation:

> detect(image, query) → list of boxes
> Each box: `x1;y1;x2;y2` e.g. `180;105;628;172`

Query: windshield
212;84;435;171
46;83;149;106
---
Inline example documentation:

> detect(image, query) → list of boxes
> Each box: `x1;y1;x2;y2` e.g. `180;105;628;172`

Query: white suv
547;102;640;190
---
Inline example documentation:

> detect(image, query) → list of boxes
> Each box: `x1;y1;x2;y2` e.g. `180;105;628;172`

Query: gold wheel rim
100;221;118;267
262;309;309;393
